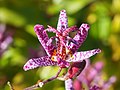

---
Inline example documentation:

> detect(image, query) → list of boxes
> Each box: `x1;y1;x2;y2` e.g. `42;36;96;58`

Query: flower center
51;47;73;62
50;30;73;64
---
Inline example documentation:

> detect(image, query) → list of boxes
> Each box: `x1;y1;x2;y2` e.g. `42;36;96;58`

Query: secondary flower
23;10;101;88
73;60;116;90
0;24;13;57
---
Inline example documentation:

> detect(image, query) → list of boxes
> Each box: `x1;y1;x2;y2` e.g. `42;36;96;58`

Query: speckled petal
69;23;90;53
66;49;101;62
23;56;57;71
34;24;55;56
57;10;68;32
65;79;74;90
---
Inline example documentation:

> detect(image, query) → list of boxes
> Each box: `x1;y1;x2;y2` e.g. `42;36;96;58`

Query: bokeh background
0;0;120;90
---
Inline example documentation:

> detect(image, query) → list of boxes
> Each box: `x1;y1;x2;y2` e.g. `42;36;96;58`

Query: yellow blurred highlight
108;35;120;61
87;14;97;24
112;0;120;12
12;73;25;90
112;14;120;33
13;73;24;84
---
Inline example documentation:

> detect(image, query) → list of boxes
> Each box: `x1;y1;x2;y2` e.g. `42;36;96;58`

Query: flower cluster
23;10;101;89
73;60;116;90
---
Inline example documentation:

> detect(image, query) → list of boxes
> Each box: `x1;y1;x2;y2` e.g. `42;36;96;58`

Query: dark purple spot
96;49;101;53
62;25;65;28
25;66;28;68
82;28;87;34
86;24;90;28
30;63;33;66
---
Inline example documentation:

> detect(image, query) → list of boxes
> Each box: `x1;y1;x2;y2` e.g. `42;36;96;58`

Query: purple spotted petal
90;85;101;90
66;49;101;62
34;24;55;56
57;10;68;32
102;76;116;89
23;56;57;71
69;23;90;53
65;79;74;90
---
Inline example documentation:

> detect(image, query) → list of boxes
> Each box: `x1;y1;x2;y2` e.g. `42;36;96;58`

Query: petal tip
97;48;101;53
23;62;30;71
23;65;28;71
23;59;35;71
34;24;44;31
80;23;90;31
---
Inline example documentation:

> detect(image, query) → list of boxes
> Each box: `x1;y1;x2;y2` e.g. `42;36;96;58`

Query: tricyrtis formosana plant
23;10;101;90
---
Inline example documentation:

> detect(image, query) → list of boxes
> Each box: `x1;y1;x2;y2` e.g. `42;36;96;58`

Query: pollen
51;56;54;61
51;49;57;61
65;48;73;60
52;49;57;55
66;49;73;57
51;56;57;61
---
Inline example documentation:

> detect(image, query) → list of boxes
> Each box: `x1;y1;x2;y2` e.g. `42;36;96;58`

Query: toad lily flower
23;10;101;88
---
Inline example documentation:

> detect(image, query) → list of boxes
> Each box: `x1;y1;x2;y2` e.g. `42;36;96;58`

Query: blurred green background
0;0;120;90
